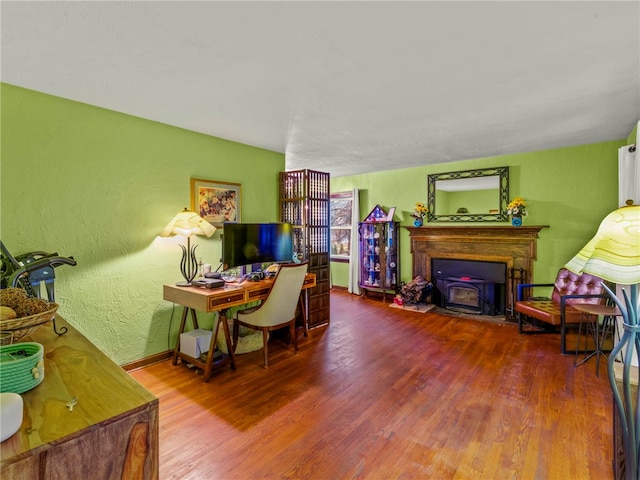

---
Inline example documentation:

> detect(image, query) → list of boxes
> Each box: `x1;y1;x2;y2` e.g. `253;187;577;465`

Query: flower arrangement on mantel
507;197;528;217
411;202;428;226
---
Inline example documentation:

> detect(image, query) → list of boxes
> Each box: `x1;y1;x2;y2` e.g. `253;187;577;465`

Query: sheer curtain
348;188;360;294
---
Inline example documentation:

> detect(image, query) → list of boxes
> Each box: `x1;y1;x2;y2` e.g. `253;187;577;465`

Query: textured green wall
1;84;285;365
331;140;628;288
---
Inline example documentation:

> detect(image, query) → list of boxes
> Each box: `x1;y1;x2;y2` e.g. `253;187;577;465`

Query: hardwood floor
129;290;614;479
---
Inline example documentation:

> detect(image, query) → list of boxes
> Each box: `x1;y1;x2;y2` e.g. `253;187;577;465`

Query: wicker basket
0;303;59;344
0;342;45;393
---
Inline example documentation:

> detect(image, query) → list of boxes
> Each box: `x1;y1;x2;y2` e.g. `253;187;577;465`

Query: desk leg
202;312;236;382
172;307;199;366
190;308;199;329
220;311;236;371
202;315;221;382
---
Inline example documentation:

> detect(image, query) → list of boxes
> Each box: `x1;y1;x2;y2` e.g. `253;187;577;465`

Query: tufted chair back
550;268;606;304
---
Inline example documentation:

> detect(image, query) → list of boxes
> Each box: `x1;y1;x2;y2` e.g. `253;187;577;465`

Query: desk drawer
247;287;271;301
209;292;245;309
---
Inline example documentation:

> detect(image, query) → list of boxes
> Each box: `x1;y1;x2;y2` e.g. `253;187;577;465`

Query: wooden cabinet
279;169;330;328
1;316;159;479
358;205;400;302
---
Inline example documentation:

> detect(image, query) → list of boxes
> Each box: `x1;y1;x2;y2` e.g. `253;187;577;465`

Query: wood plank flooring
129;290;614;480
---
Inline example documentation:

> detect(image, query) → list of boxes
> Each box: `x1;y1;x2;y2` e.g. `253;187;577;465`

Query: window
330;191;353;262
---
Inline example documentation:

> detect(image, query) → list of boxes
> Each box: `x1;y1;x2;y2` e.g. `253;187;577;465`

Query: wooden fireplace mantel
406;225;548;240
405;225;549;311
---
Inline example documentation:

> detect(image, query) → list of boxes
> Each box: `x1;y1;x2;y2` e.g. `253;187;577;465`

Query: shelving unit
358;205;400;302
279;169;330;328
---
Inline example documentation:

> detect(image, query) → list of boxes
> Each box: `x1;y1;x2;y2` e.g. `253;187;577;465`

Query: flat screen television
222;222;294;270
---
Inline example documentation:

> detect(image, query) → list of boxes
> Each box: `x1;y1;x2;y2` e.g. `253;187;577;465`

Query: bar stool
572;303;622;376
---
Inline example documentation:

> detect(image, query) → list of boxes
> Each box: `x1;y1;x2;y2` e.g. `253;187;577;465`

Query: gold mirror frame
427;166;509;222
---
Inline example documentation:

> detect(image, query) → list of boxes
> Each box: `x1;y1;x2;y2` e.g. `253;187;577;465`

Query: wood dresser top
1;315;157;464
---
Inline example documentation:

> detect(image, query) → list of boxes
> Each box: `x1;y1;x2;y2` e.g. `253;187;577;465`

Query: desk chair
233;262;308;368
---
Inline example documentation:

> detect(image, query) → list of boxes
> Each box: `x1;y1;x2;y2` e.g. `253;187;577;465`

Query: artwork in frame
190;178;241;227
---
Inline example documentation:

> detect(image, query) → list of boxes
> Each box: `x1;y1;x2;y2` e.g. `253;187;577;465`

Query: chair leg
232;319;239;354
262;329;269;368
290;320;298;353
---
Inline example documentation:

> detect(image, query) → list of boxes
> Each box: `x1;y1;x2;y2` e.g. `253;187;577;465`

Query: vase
414;218;423;227
511;215;523;227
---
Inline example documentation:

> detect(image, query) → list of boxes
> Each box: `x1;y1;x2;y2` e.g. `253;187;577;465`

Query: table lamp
564;201;640;479
160;208;216;287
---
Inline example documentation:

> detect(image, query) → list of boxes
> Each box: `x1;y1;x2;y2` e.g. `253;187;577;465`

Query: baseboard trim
122;350;172;372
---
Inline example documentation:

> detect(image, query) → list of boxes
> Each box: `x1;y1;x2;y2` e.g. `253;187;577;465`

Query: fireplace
406;225;548;317
444;279;496;314
432;258;505;315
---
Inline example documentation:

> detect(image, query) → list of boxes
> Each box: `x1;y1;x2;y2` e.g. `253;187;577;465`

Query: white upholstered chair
233;262;308;368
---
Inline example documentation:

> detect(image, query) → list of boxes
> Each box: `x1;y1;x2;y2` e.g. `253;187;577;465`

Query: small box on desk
180;329;213;358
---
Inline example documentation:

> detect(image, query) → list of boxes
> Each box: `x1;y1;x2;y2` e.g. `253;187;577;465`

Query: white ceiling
2;1;639;178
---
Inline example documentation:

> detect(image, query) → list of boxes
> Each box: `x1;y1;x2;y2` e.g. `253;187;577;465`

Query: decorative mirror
427;166;509;222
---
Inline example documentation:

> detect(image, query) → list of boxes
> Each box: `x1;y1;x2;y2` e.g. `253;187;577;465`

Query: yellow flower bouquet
411;202;428;220
507;197;528;217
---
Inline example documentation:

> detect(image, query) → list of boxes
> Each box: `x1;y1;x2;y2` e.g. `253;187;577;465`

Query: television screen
222;223;294;270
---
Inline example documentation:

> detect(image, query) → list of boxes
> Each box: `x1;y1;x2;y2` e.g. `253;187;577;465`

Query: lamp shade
564;205;640;284
159;208;216;238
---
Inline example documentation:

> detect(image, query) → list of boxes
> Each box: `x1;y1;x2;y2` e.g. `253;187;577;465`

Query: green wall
1;82;636;365
330;139;630;288
1;84;285;365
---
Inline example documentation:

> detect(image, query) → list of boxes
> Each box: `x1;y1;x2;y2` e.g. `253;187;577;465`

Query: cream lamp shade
159;208;216;239
564;204;640;284
160;208;216;286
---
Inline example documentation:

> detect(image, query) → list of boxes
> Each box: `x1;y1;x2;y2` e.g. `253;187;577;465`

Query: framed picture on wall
190;178;241;227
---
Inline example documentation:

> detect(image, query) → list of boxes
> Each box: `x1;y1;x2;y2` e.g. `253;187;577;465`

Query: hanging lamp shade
159;208;216;239
564;204;640;284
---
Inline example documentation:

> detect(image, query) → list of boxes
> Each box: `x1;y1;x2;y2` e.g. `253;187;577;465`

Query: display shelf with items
358;205;400;302
279;169;331;328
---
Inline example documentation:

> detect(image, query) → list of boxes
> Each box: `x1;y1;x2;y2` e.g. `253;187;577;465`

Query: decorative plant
411;202;428;220
507;196;528;216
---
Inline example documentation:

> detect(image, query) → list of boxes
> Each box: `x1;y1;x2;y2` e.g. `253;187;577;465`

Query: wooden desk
163;273;316;382
1;316;159;479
